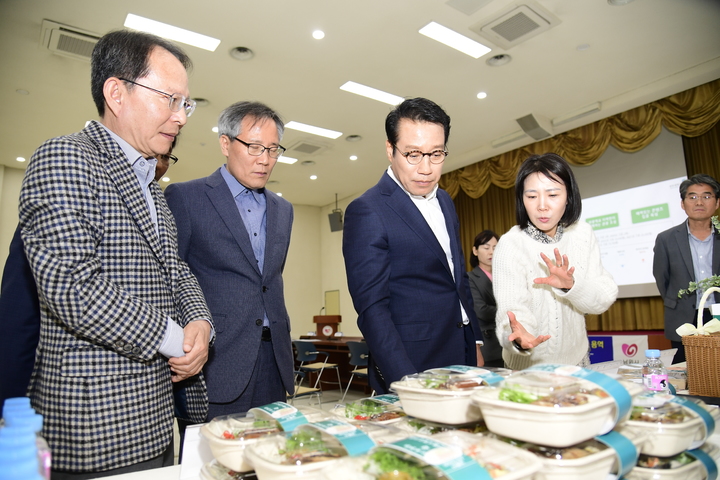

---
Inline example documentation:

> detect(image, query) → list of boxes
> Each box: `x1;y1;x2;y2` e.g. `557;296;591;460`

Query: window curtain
447;78;720;331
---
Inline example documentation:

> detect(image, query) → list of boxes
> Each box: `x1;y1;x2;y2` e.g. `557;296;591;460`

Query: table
297;336;371;393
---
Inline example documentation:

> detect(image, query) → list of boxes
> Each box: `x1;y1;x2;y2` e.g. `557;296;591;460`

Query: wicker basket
682;286;720;397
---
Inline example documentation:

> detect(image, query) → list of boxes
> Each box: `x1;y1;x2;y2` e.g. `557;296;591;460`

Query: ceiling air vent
288;141;326;156
41;20;101;62
469;2;561;50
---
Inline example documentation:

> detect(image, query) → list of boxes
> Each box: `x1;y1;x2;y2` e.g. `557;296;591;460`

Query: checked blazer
18;121;212;472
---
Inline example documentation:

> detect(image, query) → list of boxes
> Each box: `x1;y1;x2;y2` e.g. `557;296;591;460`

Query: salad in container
333;397;406;424
623;442;720;480
395;416;488;436
243;418;406;480
200;402;327;472
318;431;542;480
621;393;719;457
471;368;642;447
390;372;490;425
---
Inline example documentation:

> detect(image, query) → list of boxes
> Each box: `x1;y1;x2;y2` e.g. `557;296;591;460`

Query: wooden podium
313;315;341;338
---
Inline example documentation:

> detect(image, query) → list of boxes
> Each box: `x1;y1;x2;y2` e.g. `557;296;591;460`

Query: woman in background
468;230;504;367
493;153;618;370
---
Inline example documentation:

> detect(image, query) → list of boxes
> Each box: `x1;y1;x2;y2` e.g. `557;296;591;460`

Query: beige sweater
493;221;618;369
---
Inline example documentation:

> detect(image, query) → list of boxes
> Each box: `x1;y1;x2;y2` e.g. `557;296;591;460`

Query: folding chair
292;340;343;394
287;370;322;408
341;341;370;403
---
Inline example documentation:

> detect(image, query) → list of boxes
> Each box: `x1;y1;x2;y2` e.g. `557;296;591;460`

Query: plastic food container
624;442;720;480
621;393;710;457
425;365;513;381
244;419;406;480
390;373;488;424
318;431;542;480
394;416;488;436
471;371;643;447
199;459;249;480
332;397;406;424
201;403;327;472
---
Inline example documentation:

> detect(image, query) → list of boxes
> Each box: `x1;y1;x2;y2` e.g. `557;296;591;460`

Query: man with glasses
653;174;720;364
165;101;294;418
342;97;484;394
18;30;212;477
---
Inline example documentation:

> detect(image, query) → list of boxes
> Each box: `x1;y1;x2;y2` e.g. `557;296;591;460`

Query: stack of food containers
331;395;406;424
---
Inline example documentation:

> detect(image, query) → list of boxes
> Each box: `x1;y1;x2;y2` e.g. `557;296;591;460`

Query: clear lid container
395;416;488;436
497;434;608;461
425;365;513;378
617;363;643;380
629;393;687;424
199;459;248;480
497;371;589;406
398;372;489;391
334;398;406;423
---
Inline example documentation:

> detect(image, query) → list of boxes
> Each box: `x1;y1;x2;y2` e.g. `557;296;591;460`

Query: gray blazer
653;221;720;341
165;168;295;403
19;121;212;471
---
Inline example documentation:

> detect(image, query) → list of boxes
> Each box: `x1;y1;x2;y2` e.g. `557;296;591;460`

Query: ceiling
1;0;719;207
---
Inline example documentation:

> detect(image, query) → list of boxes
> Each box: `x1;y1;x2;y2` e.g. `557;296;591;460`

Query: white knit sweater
493;221;618;369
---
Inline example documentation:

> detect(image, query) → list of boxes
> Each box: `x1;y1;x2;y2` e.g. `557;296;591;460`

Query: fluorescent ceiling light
285;121;342;140
277;155;298;165
340;81;403;106
419;21;491;59
124;14;221;52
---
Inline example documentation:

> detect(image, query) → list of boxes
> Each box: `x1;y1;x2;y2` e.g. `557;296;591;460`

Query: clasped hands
507;248;573;350
168;320;211;382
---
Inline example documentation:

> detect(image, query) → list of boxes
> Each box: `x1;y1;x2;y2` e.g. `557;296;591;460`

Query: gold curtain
448;78;720;332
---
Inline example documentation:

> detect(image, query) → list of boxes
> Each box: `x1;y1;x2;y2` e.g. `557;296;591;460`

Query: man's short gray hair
217;101;284;140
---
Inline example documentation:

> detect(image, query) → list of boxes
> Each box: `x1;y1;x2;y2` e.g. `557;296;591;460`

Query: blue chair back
346;341;369;368
293;340;319;362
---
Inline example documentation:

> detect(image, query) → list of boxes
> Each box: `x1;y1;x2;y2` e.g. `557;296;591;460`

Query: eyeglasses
167;154;179;165
118;78;196;117
394;146;448;165
685;194;716;202
230;137;286;159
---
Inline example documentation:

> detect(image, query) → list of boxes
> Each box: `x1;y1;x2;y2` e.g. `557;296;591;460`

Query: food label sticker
439;365;504;385
688;447;718;480
249;402;307;431
372;394;400;404
671;396;716;448
525;364;631;433
595;430;638;477
382;436;492;480
304;419;375;456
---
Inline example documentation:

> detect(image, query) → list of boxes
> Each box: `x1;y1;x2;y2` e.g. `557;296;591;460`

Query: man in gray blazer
165;101;295;419
19;31;213;477
653;174;720;364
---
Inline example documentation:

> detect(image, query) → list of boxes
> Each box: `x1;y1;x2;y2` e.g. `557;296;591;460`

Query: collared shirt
387;167;470;325
687;220;716;306
221;165;270;327
101;125;159;235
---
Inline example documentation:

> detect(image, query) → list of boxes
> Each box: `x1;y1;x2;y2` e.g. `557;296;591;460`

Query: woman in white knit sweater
493;153;618;370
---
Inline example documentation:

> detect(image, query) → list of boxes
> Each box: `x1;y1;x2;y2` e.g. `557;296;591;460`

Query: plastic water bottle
1;398;51;480
642;349;669;393
0;425;44;480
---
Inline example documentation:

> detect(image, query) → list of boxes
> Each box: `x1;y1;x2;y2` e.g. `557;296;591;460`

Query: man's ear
386;140;394;163
219;134;230;157
103;77;124;117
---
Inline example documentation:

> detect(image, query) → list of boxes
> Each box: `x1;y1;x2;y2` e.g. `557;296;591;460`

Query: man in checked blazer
18;31;213;477
165;101;295;419
653;174;720;364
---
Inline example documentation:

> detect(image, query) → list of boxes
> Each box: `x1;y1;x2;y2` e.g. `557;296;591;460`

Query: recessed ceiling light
161;177;170;182
346;134;363;142
16;157;26;162
285;121;342;139
419;21;491;59
486;54;511;67
212;126;219;133
312;30;325;40
310;175;318;180
124;14;221;51
476;92;488;99
277;155;298;165
301;160;316;166
229;46;254;61
276;192;283;197
340;81;403;106
194;98;210;107
349;155;358;161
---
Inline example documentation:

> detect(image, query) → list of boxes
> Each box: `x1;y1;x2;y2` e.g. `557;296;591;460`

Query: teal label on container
587;213;619;231
372;394;400;404
631;204;670;223
304;419;375;456
435;365;504;385
595;430;638;477
671;396;716;447
688;447;718;480
383;436;492;480
525;364;631;432
249;402;307;431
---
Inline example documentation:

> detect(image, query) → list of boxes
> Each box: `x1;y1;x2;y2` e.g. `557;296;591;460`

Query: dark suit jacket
343;172;482;393
467;266;502;364
653;221;720;341
165;168;295;403
19;121;212;471
0;225;40;409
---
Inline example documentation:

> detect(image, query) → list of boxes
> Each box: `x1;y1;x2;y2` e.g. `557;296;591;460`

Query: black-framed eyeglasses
118;78;196;117
230;136;286;159
394;146;448;165
167;154;179;165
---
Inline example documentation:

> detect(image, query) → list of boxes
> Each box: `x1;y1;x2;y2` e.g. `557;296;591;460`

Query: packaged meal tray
318;431;542;480
243;418;407;480
389;372;490;425
471;368;643;447
333;397;407;424
199;458;257;480
623;442;720;480
424;365;513;383
394;416;488;436
200;402;328;472
621;393;719;457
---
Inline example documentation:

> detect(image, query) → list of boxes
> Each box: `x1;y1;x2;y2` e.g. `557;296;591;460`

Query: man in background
342;97;484;394
165;101;295;418
653;173;720;364
19;30;212;477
